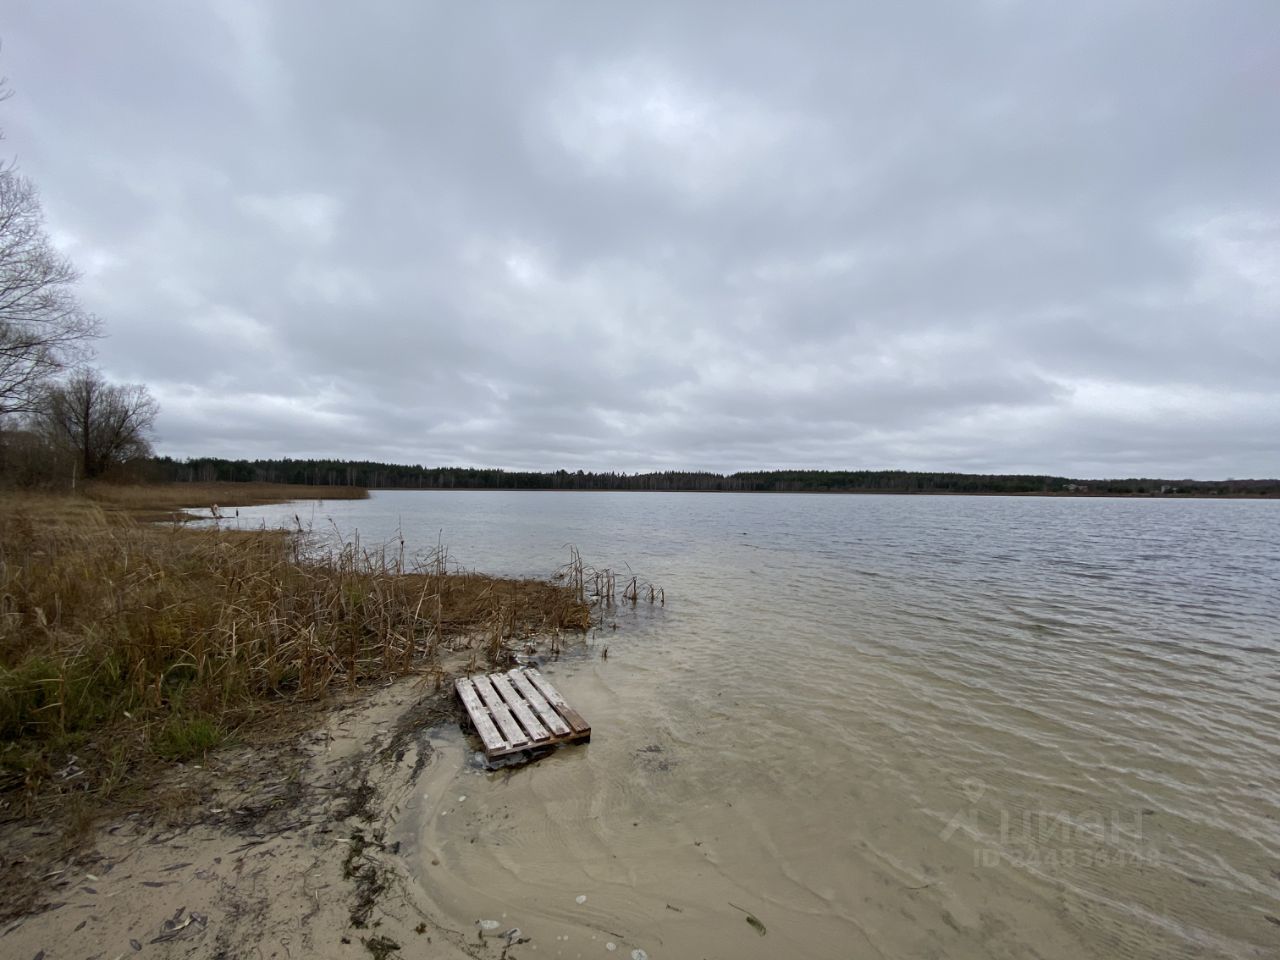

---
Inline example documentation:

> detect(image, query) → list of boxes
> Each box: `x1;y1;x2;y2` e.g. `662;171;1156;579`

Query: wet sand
6;654;1276;960
1;681;481;960
398;665;1140;960
401;650;1278;960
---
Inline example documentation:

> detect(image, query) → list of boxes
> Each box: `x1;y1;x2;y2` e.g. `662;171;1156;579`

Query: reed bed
0;492;588;811
83;481;369;521
558;546;665;612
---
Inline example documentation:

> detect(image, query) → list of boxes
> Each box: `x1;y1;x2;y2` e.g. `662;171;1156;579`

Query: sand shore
2;678;487;960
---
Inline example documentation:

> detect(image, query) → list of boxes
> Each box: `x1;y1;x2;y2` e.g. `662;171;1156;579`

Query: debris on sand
729;901;767;936
150;907;209;944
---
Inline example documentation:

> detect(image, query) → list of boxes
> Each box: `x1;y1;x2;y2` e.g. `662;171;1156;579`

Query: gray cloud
5;1;1278;477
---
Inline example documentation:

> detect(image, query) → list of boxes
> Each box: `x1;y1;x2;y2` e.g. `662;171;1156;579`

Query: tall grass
0;492;588;809
82;481;368;521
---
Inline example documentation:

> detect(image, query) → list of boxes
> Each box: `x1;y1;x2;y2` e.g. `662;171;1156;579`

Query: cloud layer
6;1;1279;476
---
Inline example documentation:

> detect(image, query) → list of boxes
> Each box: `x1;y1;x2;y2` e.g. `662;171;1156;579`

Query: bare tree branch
0;170;101;414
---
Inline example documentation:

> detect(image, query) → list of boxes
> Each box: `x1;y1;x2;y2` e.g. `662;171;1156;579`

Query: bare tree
41;368;158;480
0;170;101;414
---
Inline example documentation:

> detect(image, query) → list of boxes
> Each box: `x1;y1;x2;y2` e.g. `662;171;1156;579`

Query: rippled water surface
222;491;1280;958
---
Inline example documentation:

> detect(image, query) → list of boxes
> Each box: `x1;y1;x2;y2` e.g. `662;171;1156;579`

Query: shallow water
215;491;1280;958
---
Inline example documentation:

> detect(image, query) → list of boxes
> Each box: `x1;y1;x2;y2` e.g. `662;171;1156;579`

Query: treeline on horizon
146;457;1280;497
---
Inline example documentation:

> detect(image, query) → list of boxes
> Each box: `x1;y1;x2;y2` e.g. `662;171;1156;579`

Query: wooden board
456;667;591;762
524;668;592;734
507;669;571;737
455;677;507;754
491;673;551;742
471;675;530;750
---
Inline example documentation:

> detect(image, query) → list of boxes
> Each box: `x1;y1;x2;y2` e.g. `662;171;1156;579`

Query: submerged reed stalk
555;549;664;621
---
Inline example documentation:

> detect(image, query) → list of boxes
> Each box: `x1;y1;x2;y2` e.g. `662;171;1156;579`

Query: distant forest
147;458;1280;497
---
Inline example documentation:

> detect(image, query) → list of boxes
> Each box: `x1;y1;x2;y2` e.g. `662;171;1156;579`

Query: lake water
214;491;1280;959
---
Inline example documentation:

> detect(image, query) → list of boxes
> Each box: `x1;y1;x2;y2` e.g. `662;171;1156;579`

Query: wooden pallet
456;667;591;763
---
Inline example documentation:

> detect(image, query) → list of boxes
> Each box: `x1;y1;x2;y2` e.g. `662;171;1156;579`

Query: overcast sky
4;2;1278;477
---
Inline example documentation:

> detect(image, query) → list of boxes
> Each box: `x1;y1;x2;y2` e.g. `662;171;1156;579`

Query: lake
211;490;1280;959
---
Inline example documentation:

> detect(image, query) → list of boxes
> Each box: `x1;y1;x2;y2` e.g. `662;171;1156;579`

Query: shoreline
1;677;487;958
0;482;597;958
81;480;370;523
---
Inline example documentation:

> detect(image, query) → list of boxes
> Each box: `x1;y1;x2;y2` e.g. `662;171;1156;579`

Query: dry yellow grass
0;490;588;815
83;481;368;521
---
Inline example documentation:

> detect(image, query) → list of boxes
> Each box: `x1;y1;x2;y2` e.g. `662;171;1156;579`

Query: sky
3;1;1278;478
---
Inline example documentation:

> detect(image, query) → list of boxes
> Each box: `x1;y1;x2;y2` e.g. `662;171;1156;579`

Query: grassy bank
0;488;589;821
82;480;369;522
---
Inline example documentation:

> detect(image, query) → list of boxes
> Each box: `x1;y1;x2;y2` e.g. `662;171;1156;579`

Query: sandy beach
2;678;490;960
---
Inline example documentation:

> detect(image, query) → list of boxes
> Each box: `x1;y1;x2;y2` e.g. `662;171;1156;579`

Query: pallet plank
491;673;551;742
507;669;571;737
455;678;507;754
457;668;590;763
471;675;530;749
524;668;591;735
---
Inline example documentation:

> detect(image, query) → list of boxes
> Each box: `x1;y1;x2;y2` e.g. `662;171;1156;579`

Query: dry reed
558;546;665;612
82;481;368;522
0;491;588;812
